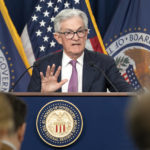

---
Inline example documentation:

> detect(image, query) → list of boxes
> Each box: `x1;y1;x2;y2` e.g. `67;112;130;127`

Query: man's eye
78;30;84;33
65;32;72;35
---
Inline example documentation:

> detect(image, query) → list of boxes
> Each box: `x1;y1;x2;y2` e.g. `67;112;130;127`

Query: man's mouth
72;43;80;46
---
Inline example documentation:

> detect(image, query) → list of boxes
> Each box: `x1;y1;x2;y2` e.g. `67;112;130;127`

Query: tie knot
70;60;77;67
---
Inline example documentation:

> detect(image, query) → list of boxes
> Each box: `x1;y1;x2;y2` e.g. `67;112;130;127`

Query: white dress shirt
61;51;84;92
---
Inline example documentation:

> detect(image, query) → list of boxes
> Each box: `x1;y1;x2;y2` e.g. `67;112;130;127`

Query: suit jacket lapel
83;50;98;92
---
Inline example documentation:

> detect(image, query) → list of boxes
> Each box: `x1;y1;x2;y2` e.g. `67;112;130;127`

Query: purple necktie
68;60;78;92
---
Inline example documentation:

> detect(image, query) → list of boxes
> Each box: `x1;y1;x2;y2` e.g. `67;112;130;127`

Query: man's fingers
46;65;50;77
50;64;55;76
59;79;68;86
55;66;61;78
40;72;44;80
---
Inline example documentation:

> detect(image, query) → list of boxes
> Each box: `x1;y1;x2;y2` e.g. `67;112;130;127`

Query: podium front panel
16;93;136;150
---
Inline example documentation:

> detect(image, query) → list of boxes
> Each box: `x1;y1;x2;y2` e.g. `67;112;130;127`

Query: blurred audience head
128;92;150;150
0;93;14;138
0;93;27;150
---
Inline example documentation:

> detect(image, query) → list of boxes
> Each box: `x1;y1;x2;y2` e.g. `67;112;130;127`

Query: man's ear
17;123;26;142
54;33;62;45
85;29;88;40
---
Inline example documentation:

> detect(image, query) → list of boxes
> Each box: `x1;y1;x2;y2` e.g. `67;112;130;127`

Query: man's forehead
61;26;85;31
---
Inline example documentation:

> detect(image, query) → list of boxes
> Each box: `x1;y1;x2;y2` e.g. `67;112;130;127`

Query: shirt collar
77;52;84;66
1;140;17;150
62;51;84;67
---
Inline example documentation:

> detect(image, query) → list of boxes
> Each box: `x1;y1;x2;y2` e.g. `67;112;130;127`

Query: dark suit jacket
28;49;133;92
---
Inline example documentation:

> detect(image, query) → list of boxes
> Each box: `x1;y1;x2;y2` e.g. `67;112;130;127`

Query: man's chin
64;48;84;59
72;47;84;52
71;51;84;59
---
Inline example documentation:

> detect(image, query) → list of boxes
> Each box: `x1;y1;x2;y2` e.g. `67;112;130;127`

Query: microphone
88;62;119;92
9;62;38;92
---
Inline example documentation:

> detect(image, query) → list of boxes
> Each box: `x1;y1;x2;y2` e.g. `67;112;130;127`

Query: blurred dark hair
128;93;150;150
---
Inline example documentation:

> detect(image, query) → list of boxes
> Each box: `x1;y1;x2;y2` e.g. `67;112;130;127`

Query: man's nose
72;33;79;40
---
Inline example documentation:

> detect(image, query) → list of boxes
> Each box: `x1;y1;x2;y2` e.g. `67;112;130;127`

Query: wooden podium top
12;92;136;97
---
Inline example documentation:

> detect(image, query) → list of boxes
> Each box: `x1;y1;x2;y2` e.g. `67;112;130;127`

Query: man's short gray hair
54;9;88;32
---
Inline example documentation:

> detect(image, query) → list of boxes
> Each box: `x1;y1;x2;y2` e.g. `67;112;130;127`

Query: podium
14;92;136;150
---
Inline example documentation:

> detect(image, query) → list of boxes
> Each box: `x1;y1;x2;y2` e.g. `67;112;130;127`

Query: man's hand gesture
40;64;67;92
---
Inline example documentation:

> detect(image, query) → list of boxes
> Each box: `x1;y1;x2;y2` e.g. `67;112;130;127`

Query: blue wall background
4;0;120;37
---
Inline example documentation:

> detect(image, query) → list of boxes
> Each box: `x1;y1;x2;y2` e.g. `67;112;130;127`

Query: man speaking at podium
28;9;133;92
